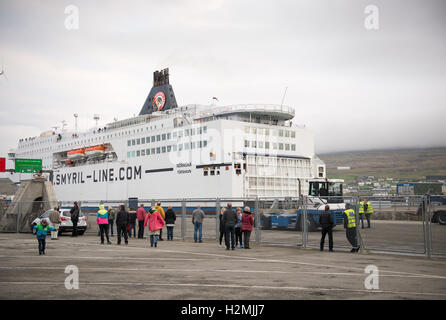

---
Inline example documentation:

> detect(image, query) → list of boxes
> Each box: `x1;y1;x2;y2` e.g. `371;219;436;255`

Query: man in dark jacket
70;202;79;237
320;205;334;252
116;205;129;245
222;203;237;250
165;206;176;241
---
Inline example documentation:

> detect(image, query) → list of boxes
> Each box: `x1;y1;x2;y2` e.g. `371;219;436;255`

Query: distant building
337;166;351;170
397;182;442;195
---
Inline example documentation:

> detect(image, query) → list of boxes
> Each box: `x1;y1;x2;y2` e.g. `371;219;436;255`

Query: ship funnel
139;68;178;115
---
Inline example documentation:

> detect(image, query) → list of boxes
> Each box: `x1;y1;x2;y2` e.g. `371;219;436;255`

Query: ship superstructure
12;69;326;201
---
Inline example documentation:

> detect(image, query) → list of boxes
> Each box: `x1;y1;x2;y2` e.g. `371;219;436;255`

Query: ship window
141;137;145;144
265;141;270;149
185;129;189;136
178;144;183;151
132;139;135;146
191;142;195;149
137;138;140;145
291;144;296;151
172;145;177;152
136;150;141;157
156;135;161;141
210;170;215;176
244;140;249;148
131;151;135;157
258;141;264;148
178;131;183;138
167;133;171;140
167;145;171;152
127;152;131;158
162;146;166;153
285;144;290;151
279;130;284;137
198;127;202;134
251;127;256;134
252;141;257;148
285;131;290;138
173;132;177;139
151;148;155;154
156;147;160;154
204;171;208;176
185;143;190;150
191;128;195;135
291;131;296;138
203;126;207;133
141;149;146;156
151;136;155;142
146;148;150;155
162;134;166;141
146;136;150;143
279;143;284;150
245;127;250;134
203;141;207;147
273;143;278;150
265;129;270;136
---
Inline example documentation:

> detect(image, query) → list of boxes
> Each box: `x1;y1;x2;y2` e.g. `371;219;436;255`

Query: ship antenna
280;86;288;107
74;113;78;133
94;114;100;127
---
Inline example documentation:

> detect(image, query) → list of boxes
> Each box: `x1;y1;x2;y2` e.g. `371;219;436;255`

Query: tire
438;211;446;225
262;216;272;230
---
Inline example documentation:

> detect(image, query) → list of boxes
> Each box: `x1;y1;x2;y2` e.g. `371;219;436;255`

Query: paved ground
0;233;446;300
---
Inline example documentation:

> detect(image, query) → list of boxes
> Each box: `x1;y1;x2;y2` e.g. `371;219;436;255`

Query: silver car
31;208;88;235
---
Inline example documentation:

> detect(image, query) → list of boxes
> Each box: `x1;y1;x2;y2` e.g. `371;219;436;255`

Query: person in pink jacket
241;206;254;249
144;207;165;247
97;204;111;245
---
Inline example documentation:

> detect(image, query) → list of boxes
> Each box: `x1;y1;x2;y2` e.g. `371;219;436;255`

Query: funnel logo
152;91;166;111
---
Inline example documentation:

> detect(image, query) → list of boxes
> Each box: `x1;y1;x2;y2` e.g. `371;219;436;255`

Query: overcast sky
0;0;445;159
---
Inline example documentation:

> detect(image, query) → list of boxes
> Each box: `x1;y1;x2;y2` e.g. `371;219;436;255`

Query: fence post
216;198;220;241
424;195;432;259
16;202;20;233
181;199;186;241
255;197;260;244
302;195;308;248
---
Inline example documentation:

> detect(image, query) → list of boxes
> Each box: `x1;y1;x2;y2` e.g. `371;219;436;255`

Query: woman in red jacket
241;206;254;249
144;208;165;248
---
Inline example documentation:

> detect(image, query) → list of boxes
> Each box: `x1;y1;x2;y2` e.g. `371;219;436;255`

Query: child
33;219;56;255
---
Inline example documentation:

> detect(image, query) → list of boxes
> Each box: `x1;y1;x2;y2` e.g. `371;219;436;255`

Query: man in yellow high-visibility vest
364;199;373;228
344;203;359;252
359;200;365;229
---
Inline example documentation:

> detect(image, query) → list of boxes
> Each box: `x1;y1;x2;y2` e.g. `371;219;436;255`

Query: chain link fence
1;195;445;258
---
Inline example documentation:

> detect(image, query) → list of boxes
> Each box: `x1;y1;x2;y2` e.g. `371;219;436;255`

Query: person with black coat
319;205;334;252
116;205;129;245
222;203;237;250
128;208;137;238
70;201;80;237
164;206;176;240
218;207;226;247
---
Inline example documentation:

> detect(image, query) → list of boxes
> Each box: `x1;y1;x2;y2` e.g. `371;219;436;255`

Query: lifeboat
67;148;85;160
85;145;105;157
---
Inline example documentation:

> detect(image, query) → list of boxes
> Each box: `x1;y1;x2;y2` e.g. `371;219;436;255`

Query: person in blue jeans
192;205;205;243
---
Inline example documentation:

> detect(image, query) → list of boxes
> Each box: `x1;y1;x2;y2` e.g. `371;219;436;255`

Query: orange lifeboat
67;148;85;160
85;145;105;157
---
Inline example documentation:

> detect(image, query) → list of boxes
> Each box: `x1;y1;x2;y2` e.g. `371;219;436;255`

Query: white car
31;208;88;235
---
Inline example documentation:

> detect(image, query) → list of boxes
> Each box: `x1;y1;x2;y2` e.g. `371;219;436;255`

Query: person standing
144;208;165;247
108;206;116;237
364;199;373;228
234;207;243;248
128;208;137;238
70;201;80;237
165;205;176;241
359;199;365;229
97;204;112;245
319;205;334;252
241;206;254;249
136;204;147;239
344;203;359;252
49;207;61;240
218;207;226;247
222;203;237;250
155;202;166;241
115;204;129;245
192;205;205;243
33;219;56;255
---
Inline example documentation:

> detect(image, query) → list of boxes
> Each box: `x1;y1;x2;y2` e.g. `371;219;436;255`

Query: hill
319;147;446;184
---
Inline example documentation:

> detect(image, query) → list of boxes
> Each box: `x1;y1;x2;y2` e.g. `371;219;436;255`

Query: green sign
15;158;42;173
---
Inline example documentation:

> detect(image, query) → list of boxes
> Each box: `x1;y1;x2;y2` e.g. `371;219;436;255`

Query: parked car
31;208;88;235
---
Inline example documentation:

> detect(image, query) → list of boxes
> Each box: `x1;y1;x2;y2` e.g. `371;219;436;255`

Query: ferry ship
10;69;327;202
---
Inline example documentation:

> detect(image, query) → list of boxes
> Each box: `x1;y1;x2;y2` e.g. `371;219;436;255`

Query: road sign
0;158;5;172
14;158;42;173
